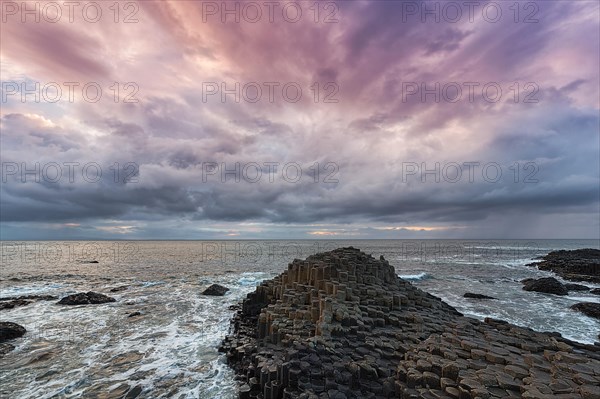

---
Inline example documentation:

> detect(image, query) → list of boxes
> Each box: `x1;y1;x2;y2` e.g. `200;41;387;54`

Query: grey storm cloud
0;0;598;239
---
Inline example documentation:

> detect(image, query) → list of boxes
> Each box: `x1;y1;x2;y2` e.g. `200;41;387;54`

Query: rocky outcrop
564;283;590;291
0;295;58;301
0;322;26;343
527;249;600;283
221;248;600;399
58;292;116;305
522;277;568;295
571;303;600;320
0;299;31;310
463;293;496;300
202;284;229;296
0;295;58;311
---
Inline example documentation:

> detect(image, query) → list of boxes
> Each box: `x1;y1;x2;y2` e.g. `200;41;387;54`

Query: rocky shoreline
527;249;600;284
221;247;600;399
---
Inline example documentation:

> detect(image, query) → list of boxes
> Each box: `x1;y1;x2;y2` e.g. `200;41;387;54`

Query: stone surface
527;249;600;283
564;283;590;292
0;322;26;342
0;343;15;357
463;293;496;300
0;295;58;301
0;295;58;311
0;299;31;310
570;302;600;320
57;291;116;305
221;247;600;399
522;277;568;296
202;284;230;296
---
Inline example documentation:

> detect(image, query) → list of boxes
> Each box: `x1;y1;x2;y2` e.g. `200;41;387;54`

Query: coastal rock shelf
220;247;600;399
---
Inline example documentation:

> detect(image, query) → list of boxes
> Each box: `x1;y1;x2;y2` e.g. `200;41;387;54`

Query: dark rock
110;285;129;293
0;322;26;342
0;343;15;357
527;249;600;283
125;385;143;398
58;291;116;305
202;284;229;296
564;283;590;291
78;260;99;263
590;288;600;295
220;247;600;399
0;299;31;310
0;295;58;301
522;277;568;295
463;293;496;300
128;311;142;318
570;302;600;319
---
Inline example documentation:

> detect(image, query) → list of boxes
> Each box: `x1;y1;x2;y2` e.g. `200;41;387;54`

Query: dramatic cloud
0;0;598;239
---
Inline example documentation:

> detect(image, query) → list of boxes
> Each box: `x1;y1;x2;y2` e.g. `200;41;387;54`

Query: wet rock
0;321;26;342
564;283;590;291
125;385;143;398
57;291;116;305
522;277;568;296
0;343;15;357
590;288;600;295
110;285;129;293
570;302;600;319
78;260;99;263
220;247;600;399
0;295;58;301
463;293;496;300
0;299;31;310
202;284;229;296
128;311;142;318
527;249;600;283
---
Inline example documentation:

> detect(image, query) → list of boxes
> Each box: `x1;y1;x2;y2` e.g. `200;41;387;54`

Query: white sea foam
398;272;432;281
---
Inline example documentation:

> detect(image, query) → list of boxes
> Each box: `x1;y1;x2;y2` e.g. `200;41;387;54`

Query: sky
0;0;599;240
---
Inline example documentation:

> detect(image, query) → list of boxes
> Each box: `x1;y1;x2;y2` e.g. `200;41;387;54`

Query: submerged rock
110;285;129;293
0;343;15;357
0;322;26;342
565;283;590;291
0;299;31;311
463;292;496;299
0;295;58;301
58;291;116;305
202;284;229;296
590;288;600;295
571;302;600;319
0;295;59;311
522;277;568;295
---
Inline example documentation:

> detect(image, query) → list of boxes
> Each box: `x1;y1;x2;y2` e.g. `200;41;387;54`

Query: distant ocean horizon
1;239;599;397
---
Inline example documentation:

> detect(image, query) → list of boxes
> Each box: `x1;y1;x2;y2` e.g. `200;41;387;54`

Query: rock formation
58;291;116;305
527;249;600;283
463;293;496;300
570;303;600;320
221;247;600;399
202;284;230;296
0;295;58;311
0;321;26;357
521;277;569;296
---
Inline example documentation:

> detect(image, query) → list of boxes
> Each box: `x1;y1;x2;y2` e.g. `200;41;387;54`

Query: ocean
1;239;599;398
